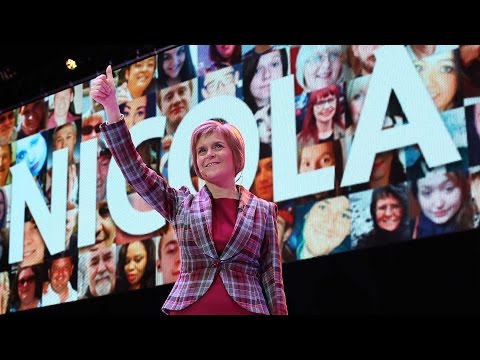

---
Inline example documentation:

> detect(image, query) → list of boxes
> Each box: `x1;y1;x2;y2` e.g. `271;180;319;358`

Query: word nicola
8;46;460;263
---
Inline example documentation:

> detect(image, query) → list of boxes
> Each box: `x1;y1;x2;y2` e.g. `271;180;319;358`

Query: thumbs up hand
91;65;117;106
90;65;123;123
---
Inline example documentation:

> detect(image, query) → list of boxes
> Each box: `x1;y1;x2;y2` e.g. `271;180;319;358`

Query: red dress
170;198;256;315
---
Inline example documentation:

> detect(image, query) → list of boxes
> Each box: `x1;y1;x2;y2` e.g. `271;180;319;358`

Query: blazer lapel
220;186;257;260
190;187;218;259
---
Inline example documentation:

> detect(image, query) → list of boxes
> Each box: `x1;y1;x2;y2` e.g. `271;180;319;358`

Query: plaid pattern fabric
101;120;287;315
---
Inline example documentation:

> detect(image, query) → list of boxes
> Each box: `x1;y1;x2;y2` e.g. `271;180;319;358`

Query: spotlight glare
66;59;77;70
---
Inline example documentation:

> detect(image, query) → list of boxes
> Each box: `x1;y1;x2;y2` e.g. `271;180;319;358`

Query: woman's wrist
105;107;123;124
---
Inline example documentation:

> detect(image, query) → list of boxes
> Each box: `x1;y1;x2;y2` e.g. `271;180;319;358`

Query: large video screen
0;44;480;315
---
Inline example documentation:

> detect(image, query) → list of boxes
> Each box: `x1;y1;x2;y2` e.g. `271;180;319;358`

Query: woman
414;50;463;112
115;239;156;292
356;184;411;250
9;265;43;312
297;141;345;199
297;85;344;147
118;93;157;129
116;56;157;104
412;171;474;238
345;74;370;141
295;45;352;93
243;49;288;147
243;48;288;115
21;214;47;268
16;132;48;178
250;143;274;202
157;45;197;90
91;66;287;315
298;196;352;259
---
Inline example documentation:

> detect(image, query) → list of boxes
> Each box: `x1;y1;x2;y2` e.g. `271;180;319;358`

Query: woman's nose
261;67;271;80
206;149;215;158
424;70;439;94
433;195;445;209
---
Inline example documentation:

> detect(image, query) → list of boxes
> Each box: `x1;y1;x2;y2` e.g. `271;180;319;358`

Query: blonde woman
0;271;9;315
295;45;352;93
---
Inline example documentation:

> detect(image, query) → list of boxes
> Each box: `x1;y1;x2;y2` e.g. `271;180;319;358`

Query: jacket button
213;260;221;267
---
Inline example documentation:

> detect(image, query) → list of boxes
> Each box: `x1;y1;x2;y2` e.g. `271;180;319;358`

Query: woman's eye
420;190;431;197
440;65;454;73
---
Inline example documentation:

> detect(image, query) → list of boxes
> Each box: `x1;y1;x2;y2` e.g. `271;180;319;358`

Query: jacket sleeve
100;119;181;223
260;201;288;315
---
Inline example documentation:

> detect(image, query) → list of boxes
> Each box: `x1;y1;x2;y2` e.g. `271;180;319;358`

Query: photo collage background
1;45;480;315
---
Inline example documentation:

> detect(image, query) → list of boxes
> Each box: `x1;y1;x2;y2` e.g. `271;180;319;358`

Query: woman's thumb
106;65;114;81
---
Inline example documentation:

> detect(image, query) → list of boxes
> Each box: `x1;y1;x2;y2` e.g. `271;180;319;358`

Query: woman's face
123;96;147;128
17;267;37;305
163;46;186;80
417;173;462;224
252;157;273;201
303;47;343;91
126;56;156;95
196;132;236;185
250;50;284;107
313;95;337;124
299;142;335;173
22;220;45;267
254;106;272;144
16;133;47;177
375;194;403;231
414;51;458;112
349;85;368;127
303;196;351;256
124;241;147;288
216;45;235;60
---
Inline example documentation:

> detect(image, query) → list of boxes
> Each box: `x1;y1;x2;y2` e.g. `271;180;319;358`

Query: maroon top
170;197;256;315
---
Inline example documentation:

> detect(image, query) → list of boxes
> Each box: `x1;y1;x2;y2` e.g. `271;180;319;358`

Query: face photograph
15;133;48;177
414;50;461;112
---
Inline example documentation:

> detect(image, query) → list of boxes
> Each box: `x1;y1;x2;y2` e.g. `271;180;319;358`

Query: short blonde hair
346;74;371;103
190;119;245;180
296;45;350;91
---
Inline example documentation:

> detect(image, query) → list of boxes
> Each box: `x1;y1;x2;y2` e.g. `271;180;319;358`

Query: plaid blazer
101;120;287;315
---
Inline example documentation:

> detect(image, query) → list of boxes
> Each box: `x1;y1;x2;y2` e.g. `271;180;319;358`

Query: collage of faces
1;44;480;315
